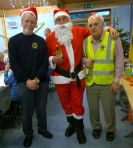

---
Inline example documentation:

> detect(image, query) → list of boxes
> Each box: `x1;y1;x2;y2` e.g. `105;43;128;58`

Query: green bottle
56;45;62;57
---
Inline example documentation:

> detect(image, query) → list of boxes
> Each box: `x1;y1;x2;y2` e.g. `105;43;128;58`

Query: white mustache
54;22;72;30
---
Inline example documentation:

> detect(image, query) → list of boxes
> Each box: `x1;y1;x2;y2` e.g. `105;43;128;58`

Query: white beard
54;22;73;46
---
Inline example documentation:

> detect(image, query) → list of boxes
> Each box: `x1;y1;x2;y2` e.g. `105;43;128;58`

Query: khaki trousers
86;84;116;132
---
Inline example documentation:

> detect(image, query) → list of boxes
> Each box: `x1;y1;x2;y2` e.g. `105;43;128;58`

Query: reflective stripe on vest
83;32;115;86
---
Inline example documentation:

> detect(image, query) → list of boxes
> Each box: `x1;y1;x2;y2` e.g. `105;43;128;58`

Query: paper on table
0;72;6;87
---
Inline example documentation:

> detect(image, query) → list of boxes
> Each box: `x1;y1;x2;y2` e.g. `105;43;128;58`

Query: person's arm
105;26;119;40
46;34;63;69
26;40;49;91
46;34;55;69
114;38;124;82
86;25;119;40
4;70;14;85
8;37;28;82
80;26;90;39
36;41;49;81
111;38;124;92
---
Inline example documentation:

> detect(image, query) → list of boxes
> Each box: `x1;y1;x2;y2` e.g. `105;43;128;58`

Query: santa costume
46;9;90;144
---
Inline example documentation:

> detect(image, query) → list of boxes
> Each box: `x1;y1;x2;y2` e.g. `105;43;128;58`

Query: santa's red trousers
55;79;85;118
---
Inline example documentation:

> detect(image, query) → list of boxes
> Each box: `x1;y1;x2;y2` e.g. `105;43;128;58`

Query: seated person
4;63;19;103
0;52;5;71
44;28;51;38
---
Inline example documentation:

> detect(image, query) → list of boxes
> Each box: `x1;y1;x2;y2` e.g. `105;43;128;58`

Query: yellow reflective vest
83;32;115;86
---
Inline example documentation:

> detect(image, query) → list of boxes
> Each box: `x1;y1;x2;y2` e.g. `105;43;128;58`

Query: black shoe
76;129;86;144
38;130;53;139
65;124;75;137
106;132;115;141
23;135;33;147
92;129;102;139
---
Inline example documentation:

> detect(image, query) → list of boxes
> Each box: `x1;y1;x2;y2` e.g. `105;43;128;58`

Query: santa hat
54;9;70;21
88;14;104;24
20;7;38;20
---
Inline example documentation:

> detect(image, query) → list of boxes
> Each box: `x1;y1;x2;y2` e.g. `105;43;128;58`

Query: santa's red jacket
46;26;90;84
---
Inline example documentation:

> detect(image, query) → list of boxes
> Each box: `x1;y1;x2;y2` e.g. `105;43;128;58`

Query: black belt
55;62;82;88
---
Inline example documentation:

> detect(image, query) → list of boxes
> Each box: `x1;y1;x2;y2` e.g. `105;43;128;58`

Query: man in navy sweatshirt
8;7;53;147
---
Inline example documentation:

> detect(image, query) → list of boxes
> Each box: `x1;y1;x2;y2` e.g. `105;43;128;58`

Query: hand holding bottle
56;45;62;58
52;45;63;64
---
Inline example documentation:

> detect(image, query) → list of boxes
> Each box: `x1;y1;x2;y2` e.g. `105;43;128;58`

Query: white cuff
49;56;56;70
73;113;83;119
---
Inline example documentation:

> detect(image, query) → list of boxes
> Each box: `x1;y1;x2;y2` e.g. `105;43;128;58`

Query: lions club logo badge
32;42;38;49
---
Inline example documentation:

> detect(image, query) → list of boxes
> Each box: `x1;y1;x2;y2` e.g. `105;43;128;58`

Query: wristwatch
35;77;40;84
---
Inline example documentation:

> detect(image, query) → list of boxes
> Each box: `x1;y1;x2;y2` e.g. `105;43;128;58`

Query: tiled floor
0;90;133;148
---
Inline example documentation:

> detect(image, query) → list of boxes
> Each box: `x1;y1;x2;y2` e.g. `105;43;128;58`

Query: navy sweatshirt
8;33;49;83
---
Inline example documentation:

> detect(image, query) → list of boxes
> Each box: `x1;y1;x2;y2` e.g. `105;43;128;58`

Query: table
120;78;133;137
120;78;133;111
0;71;10;139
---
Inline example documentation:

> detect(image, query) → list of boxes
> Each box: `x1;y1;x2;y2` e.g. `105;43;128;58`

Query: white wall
35;13;55;39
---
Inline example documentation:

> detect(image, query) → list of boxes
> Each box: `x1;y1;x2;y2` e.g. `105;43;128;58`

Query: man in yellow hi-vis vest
83;14;124;141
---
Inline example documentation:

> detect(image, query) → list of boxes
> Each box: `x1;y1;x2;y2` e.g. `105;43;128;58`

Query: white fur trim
50;70;85;84
54;12;70;21
49;56;56;69
73;113;83;119
65;44;74;73
66;114;73;117
21;11;36;19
